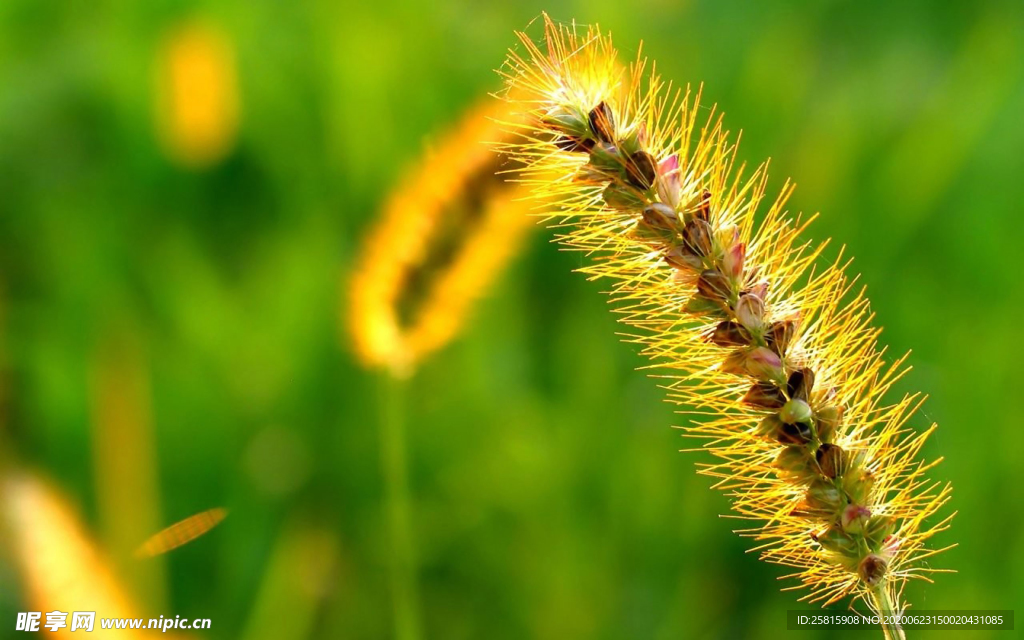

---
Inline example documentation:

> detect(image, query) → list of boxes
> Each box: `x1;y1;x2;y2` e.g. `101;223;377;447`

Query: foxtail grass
348;96;535;378
1;471;177;638
495;16;953;638
348;97;538;640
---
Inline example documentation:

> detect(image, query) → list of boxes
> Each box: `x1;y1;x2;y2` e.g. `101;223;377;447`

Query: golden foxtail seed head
495;14;953;618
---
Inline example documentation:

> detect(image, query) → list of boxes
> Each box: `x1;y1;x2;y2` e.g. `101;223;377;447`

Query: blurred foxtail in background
348;97;535;378
1;472;187;639
155;18;240;169
496;15;953;639
347;96;536;640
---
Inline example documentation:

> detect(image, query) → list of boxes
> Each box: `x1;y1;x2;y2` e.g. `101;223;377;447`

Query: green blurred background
0;0;1022;638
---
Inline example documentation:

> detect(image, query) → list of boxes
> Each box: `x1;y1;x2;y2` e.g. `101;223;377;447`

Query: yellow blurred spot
155;19;240;168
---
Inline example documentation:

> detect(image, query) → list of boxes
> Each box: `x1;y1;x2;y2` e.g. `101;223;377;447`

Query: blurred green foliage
0;0;1022;638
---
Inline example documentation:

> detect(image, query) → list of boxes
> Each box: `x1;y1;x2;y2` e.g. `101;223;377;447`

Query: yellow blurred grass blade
348;95;536;377
1;471;189;638
239;521;338;640
89;329;167;610
135;508;227;558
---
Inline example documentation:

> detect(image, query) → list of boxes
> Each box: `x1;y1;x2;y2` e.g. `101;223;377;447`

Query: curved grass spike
349;96;535;378
496;15;953;638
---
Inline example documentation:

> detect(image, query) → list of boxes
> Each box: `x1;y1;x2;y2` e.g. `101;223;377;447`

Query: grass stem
379;372;421;640
870;584;906;640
